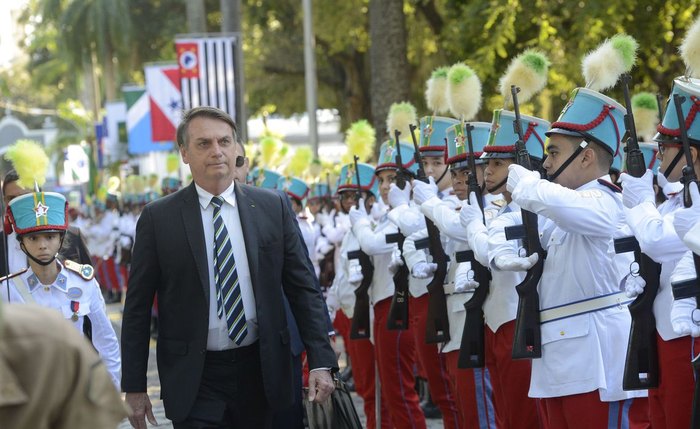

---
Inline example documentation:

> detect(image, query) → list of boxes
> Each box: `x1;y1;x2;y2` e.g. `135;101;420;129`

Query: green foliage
7;0;700;148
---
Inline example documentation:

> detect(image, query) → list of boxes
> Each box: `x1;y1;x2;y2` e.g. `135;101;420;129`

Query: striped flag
176;35;238;118
145;63;181;142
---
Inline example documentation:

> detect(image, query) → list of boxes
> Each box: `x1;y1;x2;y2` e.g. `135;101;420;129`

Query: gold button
44;286;50;292
560;331;565;336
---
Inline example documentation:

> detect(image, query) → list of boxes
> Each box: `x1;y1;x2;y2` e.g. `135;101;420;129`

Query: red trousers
539;392;649;429
374;298;426;429
410;295;461;429
334;309;351;342
345;331;392;429
485;321;539;429
93;256;120;293
444;350;498;428
649;333;700;428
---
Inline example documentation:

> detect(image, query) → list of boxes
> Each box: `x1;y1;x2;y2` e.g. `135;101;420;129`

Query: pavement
108;304;444;429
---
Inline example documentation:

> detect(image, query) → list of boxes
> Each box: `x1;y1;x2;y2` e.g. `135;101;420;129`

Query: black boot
421;393;442;419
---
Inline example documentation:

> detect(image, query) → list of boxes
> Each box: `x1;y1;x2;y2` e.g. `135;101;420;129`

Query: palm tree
37;0;132;108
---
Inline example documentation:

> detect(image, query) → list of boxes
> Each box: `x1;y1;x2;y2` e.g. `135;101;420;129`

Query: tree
369;0;410;143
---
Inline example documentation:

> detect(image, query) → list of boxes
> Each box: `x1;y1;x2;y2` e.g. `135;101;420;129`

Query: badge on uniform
66;287;82;300
70;300;80;321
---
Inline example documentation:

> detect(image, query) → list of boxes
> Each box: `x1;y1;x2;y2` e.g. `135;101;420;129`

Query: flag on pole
175;35;237;118
144;63;182;142
123;85;174;155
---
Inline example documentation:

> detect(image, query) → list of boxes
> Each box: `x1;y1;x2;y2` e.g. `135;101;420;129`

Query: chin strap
434;167;449;187
487;178;508;194
546;141;589;182
662;149;685;179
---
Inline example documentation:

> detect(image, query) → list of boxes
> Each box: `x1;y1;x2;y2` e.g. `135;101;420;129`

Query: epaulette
597;179;622;193
0;268;28;283
491;199;507;208
64;260;95;281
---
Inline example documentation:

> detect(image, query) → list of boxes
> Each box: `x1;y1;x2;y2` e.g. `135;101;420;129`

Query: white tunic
512;175;643;401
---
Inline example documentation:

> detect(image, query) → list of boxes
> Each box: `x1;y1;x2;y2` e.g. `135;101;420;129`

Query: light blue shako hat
445;122;491;169
8;192;69;237
546;87;626;158
307;183;330;202
278;176;310;202
482;110;550;161
625;142;660;174
375;140;419;176
655;77;700;147
251;167;282;190
337;162;378;197
545;35;639;165
419;116;459;157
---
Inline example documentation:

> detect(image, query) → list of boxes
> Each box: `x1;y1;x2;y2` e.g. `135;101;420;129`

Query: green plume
610;34;639;70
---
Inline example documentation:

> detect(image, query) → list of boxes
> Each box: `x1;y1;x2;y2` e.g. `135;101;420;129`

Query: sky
0;0;30;69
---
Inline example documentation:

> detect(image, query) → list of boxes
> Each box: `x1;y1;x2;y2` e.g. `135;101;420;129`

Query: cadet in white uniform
507;85;647;428
0;190;121;389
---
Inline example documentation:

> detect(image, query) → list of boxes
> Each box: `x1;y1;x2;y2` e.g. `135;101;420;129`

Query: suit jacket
121;182;337;422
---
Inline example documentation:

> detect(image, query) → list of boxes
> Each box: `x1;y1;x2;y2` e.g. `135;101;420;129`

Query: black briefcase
303;378;362;429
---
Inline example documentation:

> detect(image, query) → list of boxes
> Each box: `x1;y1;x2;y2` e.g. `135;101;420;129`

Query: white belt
540;291;632;324
443;282;475;296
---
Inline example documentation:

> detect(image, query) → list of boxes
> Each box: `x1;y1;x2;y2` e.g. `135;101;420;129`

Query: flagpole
302;0;319;157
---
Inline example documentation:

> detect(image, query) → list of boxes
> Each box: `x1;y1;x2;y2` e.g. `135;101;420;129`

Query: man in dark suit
122;106;337;428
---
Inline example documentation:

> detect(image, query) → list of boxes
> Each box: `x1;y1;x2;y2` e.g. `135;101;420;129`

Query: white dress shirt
195;182;258;350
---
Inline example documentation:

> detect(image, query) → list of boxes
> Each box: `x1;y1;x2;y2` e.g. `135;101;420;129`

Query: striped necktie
211;196;247;345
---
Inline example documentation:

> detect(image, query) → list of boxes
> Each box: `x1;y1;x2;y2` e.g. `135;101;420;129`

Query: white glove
348;198;369;226
412;177;439;205
316;209;335;228
494;253;539;271
671;297;700;337
455;264;479;292
657;171;684;197
388;182;412;208
370;198;388;221
412;261;438;279
620;170;655;209
315;239;332;255
388;248;404;275
459;192;484;228
623;274;646;298
348;259;363;287
506;164;540;193
673;182;700;241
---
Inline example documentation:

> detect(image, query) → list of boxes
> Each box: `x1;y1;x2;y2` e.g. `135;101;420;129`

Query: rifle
325;172;333;211
614;74;663;390
504;85;546;359
408;123;451;343
670;93;700;428
457;123;492;368
385;130;411;330
348;155;375;339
